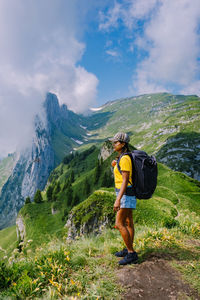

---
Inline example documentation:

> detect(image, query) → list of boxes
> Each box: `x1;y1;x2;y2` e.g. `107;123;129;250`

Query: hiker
110;132;138;265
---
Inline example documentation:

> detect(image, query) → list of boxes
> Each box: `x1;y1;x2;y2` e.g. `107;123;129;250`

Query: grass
18;202;65;250
0;226;17;259
1;96;200;298
0;220;199;299
1;181;198;299
0;230;122;299
0;155;15;191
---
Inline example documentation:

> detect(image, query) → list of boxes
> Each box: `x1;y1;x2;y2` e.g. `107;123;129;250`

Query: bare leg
115;208;134;252
125;210;134;245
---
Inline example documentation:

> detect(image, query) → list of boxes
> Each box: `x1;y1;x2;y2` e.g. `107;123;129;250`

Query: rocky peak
44;93;60;126
98;141;113;162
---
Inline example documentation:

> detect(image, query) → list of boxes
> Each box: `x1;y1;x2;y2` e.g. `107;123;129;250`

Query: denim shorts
116;191;137;209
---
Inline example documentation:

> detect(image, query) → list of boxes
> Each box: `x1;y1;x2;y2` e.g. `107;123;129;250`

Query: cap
109;132;130;143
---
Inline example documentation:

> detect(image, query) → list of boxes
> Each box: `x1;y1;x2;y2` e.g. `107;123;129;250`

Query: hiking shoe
118;251;138;265
115;248;128;257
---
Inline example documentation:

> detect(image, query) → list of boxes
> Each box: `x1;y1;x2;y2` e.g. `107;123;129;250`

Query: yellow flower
66;256;70;261
12;282;17;286
33;278;39;284
49;279;57;287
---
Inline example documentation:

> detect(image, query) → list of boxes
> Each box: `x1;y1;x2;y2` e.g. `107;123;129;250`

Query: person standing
110;132;138;265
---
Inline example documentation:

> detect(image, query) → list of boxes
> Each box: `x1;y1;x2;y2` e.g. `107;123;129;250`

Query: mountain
0;92;199;229
84;93;200;180
0;143;199;299
0;93;87;229
0;93;200;299
4;141;200;249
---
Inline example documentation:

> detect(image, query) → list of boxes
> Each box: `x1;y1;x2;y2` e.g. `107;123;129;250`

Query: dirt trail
117;255;200;300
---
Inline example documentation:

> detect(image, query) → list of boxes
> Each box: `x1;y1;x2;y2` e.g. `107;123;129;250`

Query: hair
121;142;130;153
116;142;130;159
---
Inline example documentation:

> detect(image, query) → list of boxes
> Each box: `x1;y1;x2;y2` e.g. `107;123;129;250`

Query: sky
0;0;200;156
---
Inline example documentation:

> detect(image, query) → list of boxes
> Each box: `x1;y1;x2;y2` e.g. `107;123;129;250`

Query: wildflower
33;278;39;284
70;279;75;285
66;256;70;261
8;256;14;264
13;249;19;254
49;279;54;285
12;282;17;286
27;239;33;243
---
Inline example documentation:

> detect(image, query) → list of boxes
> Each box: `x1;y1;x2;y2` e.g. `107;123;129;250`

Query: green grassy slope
67;163;200;236
0;226;17;259
18;202;65;249
2;141;199;253
0;146;200;298
80;93;200;179
0;93;200;298
0;154;16;192
86;94;200;153
1;177;199;299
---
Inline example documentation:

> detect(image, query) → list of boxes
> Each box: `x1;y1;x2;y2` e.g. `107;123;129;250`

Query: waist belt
115;186;135;196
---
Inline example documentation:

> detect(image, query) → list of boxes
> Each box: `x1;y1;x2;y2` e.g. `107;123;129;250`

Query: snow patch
165;148;194;154
80;125;87;129
71;138;83;145
90;107;103;112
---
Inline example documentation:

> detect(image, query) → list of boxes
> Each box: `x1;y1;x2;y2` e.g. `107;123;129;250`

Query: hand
111;160;117;167
113;199;120;212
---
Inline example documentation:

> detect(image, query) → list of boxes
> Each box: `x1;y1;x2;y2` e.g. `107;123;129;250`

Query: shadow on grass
138;244;200;264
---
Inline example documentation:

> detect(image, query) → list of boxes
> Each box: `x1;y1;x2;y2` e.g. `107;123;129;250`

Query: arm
113;171;129;212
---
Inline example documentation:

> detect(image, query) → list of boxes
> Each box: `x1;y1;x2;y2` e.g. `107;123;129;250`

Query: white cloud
99;2;122;30
181;81;200;96
99;0;200;96
106;50;119;57
121;0;159;29
99;0;158;30
133;0;200;94
0;0;99;156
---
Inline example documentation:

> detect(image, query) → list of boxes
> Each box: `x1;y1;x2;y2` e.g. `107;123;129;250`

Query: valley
0;92;199;299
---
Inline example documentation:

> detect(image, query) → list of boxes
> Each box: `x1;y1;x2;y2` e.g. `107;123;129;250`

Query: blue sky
0;0;200;155
82;0;200;106
81;20;140;104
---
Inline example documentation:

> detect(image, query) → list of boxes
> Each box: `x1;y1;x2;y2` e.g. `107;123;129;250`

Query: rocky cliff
0;93;86;229
156;132;200;180
65;190;115;240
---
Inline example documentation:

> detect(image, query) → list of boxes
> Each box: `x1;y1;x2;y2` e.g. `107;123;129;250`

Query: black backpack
117;150;157;199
